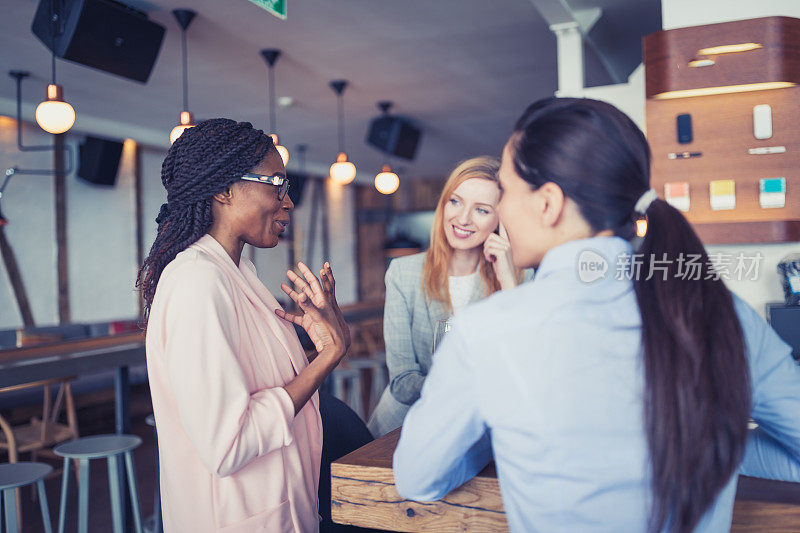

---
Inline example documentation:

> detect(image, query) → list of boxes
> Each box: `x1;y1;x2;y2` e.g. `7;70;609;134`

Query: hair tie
634;189;658;215
155;202;170;224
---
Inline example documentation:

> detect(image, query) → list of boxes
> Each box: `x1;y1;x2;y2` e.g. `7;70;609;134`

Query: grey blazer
366;252;486;437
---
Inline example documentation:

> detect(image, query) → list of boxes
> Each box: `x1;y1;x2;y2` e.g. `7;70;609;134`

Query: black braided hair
136;118;273;324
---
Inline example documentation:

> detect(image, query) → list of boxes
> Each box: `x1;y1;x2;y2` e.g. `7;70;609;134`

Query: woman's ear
538;182;565;228
212;186;234;206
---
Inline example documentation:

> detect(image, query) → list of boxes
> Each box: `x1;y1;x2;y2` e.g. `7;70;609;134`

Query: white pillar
550;22;584;97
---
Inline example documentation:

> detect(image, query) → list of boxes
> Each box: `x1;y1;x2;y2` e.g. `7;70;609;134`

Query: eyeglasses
240;172;290;200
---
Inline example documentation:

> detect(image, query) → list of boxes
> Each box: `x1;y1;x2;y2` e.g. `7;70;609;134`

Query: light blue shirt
393;236;800;532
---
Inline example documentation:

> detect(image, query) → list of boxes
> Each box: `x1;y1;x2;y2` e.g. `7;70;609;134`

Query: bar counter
332;428;800;531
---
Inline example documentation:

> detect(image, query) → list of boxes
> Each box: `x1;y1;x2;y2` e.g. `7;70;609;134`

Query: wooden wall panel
355;185;387;302
647;87;800;225
644;16;800;243
643;16;800;98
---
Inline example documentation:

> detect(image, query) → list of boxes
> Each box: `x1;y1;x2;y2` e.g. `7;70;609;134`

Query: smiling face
442;178;501;251
225;146;294;249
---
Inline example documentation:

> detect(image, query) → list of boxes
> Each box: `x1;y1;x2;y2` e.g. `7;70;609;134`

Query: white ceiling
0;0;660;179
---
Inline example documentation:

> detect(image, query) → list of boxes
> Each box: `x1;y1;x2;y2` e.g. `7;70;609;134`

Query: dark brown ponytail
511;97;751;532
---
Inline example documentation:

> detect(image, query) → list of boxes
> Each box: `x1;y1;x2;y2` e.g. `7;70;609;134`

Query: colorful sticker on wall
709;179;736;210
759;177;786;208
664;182;690;212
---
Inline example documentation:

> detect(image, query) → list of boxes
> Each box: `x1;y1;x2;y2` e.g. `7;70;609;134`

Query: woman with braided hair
139;119;350;532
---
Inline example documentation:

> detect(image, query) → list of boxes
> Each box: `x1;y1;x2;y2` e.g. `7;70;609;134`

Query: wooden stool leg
37;479;53;533
124;451;144;533
107;455;125;533
77;459;90;533
57;457;70;533
3;488;19;533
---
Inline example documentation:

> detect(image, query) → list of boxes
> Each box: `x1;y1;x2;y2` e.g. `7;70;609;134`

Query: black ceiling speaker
78;136;124;186
31;0;166;83
366;101;422;160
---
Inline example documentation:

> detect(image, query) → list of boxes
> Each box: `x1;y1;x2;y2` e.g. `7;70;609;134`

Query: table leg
114;366;131;434
114;366;133;532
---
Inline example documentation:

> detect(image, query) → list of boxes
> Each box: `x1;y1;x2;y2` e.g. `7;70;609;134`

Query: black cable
268;66;276;132
50;0;56;84
337;94;345;153
182;28;188;111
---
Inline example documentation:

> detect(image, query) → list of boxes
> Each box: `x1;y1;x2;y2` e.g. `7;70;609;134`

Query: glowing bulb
330;152;356;184
276;144;289;165
170;110;195;145
636;218;648;238
269;134;289;165
375;165;399;194
35;85;75;134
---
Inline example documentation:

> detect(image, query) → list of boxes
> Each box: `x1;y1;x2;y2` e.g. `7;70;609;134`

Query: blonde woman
367;156;520;437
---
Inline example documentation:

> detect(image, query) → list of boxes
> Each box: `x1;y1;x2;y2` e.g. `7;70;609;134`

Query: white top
449;270;481;313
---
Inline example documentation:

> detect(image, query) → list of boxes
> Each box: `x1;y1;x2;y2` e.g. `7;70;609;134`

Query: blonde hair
422;156;502;310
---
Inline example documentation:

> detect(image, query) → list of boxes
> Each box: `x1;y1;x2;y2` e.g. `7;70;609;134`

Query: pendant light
329;80;356;185
35;1;74;134
169;9;197;144
260;49;289;165
375;164;399;195
372;102;399;194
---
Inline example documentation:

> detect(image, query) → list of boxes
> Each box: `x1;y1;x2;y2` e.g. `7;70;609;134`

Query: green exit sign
247;0;286;20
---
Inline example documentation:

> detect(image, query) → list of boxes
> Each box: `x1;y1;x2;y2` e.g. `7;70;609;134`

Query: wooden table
332;429;800;532
0;332;146;434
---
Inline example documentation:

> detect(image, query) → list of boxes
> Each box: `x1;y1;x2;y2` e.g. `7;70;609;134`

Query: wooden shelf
644;17;800;243
693;221;800;245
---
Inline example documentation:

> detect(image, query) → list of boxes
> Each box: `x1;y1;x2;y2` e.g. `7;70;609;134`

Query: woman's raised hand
275;262;348;361
319;262;351;351
483;223;518;290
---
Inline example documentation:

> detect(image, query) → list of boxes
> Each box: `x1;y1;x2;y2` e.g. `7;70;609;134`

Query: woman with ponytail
138;119;350;532
367;156;521;437
394;98;800;531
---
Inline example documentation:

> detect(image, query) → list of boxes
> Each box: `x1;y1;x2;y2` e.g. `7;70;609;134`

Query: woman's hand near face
483;224;518;290
275;262;348;363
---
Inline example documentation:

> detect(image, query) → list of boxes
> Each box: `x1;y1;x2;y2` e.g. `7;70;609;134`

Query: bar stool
347;354;388;419
0;462;53;533
330;367;364;420
54;434;143;533
144;415;162;533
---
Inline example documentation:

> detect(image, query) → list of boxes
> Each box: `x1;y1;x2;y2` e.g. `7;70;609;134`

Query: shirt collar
193;233;254;274
534;236;633;283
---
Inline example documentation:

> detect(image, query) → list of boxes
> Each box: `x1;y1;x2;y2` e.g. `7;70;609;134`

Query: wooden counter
331;429;800;531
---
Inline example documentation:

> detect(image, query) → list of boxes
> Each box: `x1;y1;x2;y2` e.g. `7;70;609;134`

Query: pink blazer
146;234;322;532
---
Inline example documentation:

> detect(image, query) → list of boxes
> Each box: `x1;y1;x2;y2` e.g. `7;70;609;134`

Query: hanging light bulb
261;49;289;165
375;164;399;194
170;9;197;145
35;84;75;134
636;217;648;238
270;134;289;165
34;1;75;135
329;80;356;184
330;152;356;185
170;110;195;144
